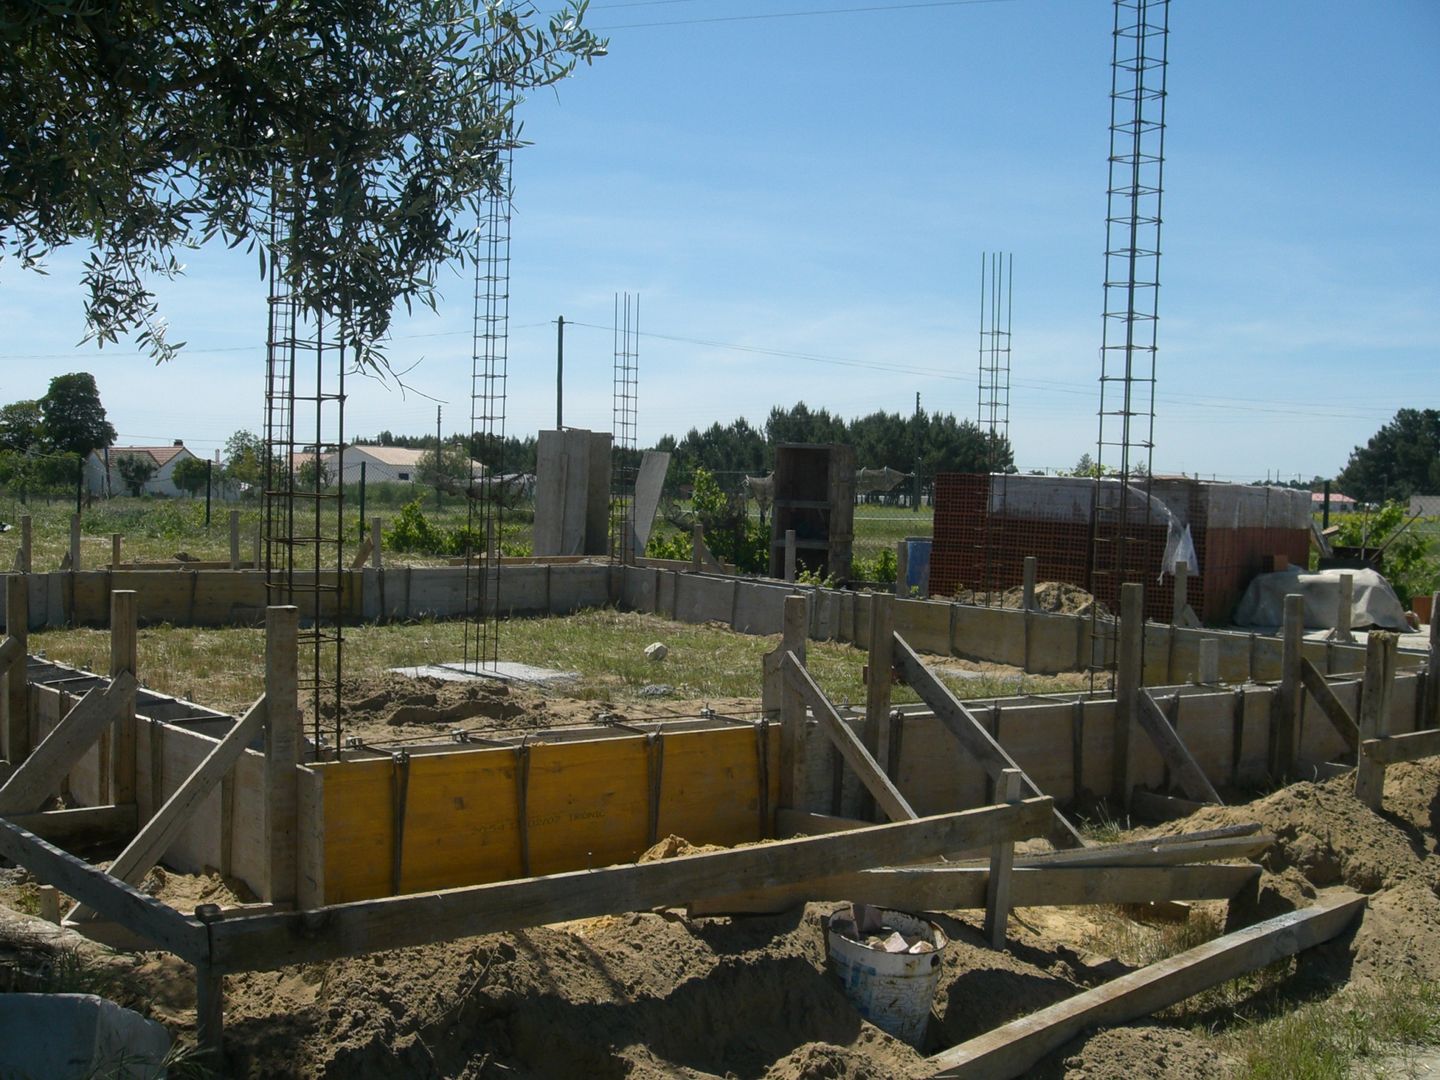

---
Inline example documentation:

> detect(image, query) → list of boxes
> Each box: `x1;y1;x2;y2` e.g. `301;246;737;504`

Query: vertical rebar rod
610;292;640;564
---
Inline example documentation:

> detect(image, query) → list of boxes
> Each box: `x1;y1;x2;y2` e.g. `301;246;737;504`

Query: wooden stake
1426;591;1439;728
1298;658;1359;753
1022;557;1037;612
5;574;29;763
1137;692;1223;804
784;529;797;583
19;515;31;574
265;606;300;906
1114;583;1143;807
371;518;383;570
111;534;122;568
0;673;133;816
1329;573;1355;644
779;595;808;808
864;595;895;781
894;541;908;599
69;513;81;572
109;591;138;808
984;769;1023;948
1355;631;1396;810
1171;561;1188;625
691;525;704;573
229;510;241;570
1271;593;1304;779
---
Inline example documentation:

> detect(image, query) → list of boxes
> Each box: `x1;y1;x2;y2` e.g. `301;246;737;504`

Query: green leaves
1;0;607;365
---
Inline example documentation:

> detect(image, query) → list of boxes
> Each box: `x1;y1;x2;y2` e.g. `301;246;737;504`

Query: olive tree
1;1;604;364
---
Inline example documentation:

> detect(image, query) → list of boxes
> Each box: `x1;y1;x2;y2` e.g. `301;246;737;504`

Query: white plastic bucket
826;908;948;1047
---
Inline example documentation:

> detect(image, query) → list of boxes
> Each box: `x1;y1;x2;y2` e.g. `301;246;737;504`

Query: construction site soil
2;689;1438;1078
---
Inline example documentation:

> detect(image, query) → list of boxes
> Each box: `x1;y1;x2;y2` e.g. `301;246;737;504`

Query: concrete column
5;576;29;762
1113;582;1143;807
229;510;241;570
109;591;137;807
1272;594;1304;779
783;530;796;583
264;605;300;905
1022;556;1037;612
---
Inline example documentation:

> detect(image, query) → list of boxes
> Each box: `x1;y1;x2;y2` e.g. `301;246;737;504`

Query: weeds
1081;904;1225;968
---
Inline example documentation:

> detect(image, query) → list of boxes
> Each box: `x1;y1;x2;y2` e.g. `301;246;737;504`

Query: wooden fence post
864;594;895;786
19;515;31;574
779;595;809;809
1171;560;1188;625
1356;631;1397;810
265;606;300;905
229;510;241;570
1022;557;1037;612
371;518;383;570
1114;583;1143;807
691;525;704;573
784;529;797;583
110;534;122;568
5;575;29;763
1329;573;1355;644
1271;594;1304;779
69;513;82;571
894;541;908;599
984;768;1023;948
109;591;138;808
1425;592;1439;728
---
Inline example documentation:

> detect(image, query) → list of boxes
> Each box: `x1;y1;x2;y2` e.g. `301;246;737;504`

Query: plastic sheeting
1232;566;1411;631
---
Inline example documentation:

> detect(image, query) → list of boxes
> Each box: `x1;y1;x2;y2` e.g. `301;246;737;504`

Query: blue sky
1;0;1436;482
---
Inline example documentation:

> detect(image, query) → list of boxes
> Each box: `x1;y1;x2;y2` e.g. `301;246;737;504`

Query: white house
1410;494;1440;517
329;444;483;485
85;442;201;497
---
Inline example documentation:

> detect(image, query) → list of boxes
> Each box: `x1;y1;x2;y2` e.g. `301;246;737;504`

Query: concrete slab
420;661;581;687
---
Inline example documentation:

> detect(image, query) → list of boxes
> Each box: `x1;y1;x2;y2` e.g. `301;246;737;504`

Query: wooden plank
984;769;1022;948
779;595;808;808
206;800;1054;973
1136;692;1224;805
109;590;138;809
864;595;896;781
783;652;916;822
0;815;207;962
296;766;326;909
0;673;133;815
6;804;137;846
688;863;1263;917
70;694;267;921
1362;728;1440;767
265;607;300;905
924;891;1366;1080
5;575;29;762
1272;593;1304;777
1356;632;1397;809
1298;658;1360;753
1014;831;1272;870
893;636;1085;849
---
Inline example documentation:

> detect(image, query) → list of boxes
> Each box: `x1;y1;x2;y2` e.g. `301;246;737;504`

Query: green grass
31;609;1074;718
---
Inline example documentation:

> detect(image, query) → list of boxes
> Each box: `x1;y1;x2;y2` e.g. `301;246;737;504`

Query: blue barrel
904;537;931;594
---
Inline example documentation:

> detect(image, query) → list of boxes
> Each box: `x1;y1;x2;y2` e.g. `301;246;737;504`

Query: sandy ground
2;685;1438;1077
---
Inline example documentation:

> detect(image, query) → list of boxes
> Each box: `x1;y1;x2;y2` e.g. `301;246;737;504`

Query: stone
644;642;668;661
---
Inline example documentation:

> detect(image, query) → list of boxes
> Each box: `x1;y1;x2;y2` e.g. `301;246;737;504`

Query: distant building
1410;494;1440;517
85;441;199;497
1311;490;1356;513
329;445;483;485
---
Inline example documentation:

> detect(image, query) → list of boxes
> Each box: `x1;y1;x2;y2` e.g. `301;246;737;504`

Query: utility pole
912;392;922;512
435;404;443;511
556;315;565;430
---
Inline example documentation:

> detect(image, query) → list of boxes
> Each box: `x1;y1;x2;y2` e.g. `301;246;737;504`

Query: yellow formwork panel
656;725;779;846
525;738;650;875
314;726;780;903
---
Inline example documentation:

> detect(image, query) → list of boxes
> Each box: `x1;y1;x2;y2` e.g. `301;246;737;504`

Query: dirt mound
998;581;1100;617
1149;759;1440;895
1032;1023;1233;1079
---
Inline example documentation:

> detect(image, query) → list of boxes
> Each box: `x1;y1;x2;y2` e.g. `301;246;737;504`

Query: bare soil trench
3;675;1438;1079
